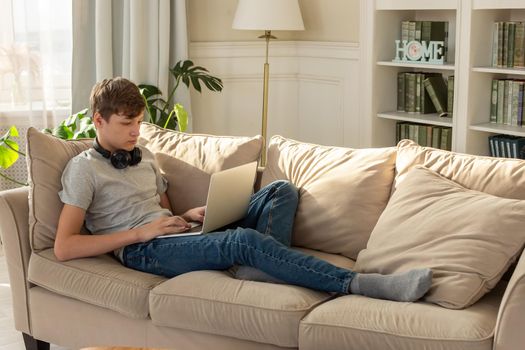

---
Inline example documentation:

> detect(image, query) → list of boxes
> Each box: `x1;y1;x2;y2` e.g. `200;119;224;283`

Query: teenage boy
54;77;432;302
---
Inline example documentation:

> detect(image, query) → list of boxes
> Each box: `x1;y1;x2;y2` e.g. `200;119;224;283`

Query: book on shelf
423;76;448;117
488;135;496;157
489;134;525;159
505;80;512;125
490;79;498;123
447;76;454;117
416;73;422;113
432;127;442;149
397;72;443;114
511;81;523;126
508;22;516;68
490;79;525;126
492;22;500;67
503;22;510;68
497;79;505;124
515;22;525;68
426;21;449;63
517;81;525;126
440;127;452;151
396;122;451;151
397;72;406;112
498;22;504;67
398;21;449;63
406;73;417;113
492;21;525;68
401;21;409;43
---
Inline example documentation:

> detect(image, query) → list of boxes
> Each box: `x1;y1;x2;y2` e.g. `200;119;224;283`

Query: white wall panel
189;41;361;147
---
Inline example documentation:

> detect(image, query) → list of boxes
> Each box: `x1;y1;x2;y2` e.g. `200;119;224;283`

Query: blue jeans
123;180;355;294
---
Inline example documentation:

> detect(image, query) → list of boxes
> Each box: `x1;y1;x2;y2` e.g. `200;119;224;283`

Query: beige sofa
1;123;525;350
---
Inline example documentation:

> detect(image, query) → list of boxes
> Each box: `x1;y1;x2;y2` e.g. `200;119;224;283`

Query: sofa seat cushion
149;270;332;348
28;249;166;319
298;282;505;350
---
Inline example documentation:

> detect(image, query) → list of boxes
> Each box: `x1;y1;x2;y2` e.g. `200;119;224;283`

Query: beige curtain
71;0;190;124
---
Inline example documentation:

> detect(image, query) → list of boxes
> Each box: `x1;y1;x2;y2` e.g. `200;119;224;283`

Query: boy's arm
54;203;190;261
159;191;204;223
159;192;173;212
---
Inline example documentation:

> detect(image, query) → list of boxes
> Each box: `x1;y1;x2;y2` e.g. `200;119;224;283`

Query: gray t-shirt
59;146;171;261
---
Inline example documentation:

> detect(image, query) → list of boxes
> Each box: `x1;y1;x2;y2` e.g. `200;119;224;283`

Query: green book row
401;21;449;62
397;73;454;117
396;122;452;151
490;79;524;126
489;134;525;159
492;22;525;68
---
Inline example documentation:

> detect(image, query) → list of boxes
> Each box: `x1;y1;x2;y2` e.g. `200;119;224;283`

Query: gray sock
349;268;432;302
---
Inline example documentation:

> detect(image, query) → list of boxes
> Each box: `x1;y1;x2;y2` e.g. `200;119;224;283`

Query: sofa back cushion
138;123;263;216
261;135;396;259
26;128;91;251
396;139;525;199
355;166;525;309
27;124;262;251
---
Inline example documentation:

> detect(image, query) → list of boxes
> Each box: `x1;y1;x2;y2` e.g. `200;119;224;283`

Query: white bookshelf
360;0;525;156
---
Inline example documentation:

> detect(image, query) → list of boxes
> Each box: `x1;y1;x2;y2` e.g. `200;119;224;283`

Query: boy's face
94;111;144;152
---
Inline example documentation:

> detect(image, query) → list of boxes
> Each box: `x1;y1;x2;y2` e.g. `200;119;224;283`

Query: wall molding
190;41;359;60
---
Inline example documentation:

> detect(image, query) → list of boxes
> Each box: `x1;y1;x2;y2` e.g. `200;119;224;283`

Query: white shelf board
377;61;455;71
376;0;458;10
473;0;525;10
470;122;525;137
472;66;525;75
378;112;454;127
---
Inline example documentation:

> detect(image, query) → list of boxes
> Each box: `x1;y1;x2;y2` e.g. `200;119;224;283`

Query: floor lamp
232;0;304;166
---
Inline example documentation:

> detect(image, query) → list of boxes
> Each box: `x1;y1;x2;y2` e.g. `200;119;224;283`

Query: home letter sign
393;40;445;64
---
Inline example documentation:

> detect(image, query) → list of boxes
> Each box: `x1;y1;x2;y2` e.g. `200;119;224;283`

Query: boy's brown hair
89;77;145;120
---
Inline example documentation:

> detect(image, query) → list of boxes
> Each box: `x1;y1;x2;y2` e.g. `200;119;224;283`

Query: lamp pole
259;30;276;166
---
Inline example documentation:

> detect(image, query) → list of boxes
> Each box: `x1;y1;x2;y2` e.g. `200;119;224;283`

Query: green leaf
52;125;73;140
9;125;19;137
173;104;188;132
139;84;162;99
0;139;19;169
182;76;190;88
79;116;93;130
0;125;18;142
191;76;202;92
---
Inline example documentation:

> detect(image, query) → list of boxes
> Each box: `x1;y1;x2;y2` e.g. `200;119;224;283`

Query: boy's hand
136;216;191;242
182;206;206;223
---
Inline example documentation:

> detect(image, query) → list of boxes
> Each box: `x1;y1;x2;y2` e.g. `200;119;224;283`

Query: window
0;0;71;114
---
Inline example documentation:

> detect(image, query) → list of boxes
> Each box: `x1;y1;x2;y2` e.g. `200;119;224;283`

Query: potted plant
139;60;223;131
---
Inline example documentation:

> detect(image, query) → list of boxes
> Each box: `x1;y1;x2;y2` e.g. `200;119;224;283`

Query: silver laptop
157;161;258;238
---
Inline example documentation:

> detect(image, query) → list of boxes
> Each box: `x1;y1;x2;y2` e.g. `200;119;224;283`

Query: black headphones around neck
93;138;142;169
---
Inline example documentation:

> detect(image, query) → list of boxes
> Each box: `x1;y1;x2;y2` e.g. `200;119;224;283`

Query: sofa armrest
493;248;525;350
0;187;31;334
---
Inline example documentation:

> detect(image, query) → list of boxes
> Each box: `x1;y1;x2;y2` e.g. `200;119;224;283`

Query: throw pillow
261;135;397;259
396;139;525;199
138;123;263;216
354;166;525;309
26;128;92;251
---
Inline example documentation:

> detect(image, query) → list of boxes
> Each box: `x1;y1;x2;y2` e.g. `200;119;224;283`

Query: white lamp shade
232;0;304;31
